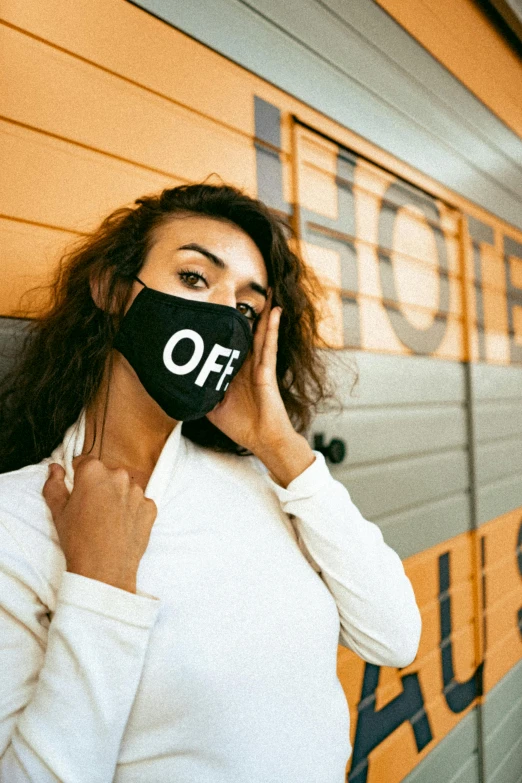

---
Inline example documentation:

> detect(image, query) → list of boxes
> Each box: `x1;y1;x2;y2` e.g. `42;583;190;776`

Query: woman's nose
208;286;236;309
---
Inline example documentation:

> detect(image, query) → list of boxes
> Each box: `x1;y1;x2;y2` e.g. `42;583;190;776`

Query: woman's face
128;214;269;327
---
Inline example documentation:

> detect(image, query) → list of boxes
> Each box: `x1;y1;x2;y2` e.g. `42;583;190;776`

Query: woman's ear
91;270;140;315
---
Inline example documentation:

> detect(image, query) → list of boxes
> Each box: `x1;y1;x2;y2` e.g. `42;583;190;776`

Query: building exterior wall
130;0;522;231
1;1;522;781
373;0;522;137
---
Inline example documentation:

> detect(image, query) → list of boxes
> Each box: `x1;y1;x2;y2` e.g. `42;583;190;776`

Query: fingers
71;454;102;473
143;497;158;525
259;306;282;375
42;463;70;521
253;289;273;365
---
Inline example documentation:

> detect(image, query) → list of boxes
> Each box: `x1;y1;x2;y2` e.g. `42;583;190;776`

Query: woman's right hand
43;457;158;594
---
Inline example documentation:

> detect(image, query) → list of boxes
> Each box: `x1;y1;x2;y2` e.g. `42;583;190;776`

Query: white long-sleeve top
0;413;421;783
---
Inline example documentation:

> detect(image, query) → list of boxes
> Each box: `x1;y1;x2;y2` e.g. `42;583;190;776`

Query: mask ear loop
89;276;142;460
97;348;114;461
99;273;143;457
81;343;114;459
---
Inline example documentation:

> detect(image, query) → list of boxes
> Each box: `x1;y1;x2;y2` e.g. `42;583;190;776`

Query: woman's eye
178;272;258;321
237;302;258;322
178;270;207;288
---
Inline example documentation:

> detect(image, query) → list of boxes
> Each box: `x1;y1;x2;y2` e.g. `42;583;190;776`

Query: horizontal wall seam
0;114;185;180
341;444;469;470
0;213;83;235
374;487;470;522
0;19;254;147
320;402;466;414
446;751;480;783
487;731;522;781
476;431;522;446
477;471;522;491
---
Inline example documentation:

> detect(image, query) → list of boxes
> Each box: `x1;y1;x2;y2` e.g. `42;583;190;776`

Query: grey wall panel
453;758;481;783
322;350;467;408
474;400;522;442
484;659;522;735
312;405;467;465
476;436;522;486
477;475;522;524
402;709;480;783
330;447;468;521
488;750;522;783
0;317;30;379
491;753;522;783
471;363;522;524
485;700;522;781
130;0;522;230
366;492;470;560
471;363;522;402
484;660;522;783
309;351;471;557
324;0;522;168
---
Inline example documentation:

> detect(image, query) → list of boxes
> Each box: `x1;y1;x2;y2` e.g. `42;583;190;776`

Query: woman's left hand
206;294;316;486
206;294;290;453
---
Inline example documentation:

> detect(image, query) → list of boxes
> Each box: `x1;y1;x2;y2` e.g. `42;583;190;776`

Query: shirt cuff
266;450;332;502
55;571;161;629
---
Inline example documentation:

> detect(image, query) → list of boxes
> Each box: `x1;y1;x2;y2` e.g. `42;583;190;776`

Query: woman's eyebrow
177;242;268;299
177;242;226;269
249;282;268;299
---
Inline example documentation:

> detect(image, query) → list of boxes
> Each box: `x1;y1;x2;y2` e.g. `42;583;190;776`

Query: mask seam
134;288;252;321
129;289;253;338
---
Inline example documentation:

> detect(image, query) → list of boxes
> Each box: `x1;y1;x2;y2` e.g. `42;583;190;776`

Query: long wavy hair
0;182;351;473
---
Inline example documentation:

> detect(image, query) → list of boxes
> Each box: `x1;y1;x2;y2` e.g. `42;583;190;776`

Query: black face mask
113;277;253;421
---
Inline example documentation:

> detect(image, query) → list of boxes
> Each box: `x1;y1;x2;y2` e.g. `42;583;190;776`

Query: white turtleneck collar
48;410;186;508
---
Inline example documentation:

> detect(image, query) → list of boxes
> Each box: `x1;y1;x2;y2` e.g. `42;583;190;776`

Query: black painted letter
348;664;432;783
438;551;483;712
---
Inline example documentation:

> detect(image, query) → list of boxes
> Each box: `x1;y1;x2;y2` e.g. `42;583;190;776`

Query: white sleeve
0;521;160;783
266;451;421;668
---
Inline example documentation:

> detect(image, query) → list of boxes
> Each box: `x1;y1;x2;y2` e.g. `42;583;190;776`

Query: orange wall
373;0;522;139
2;0;522;365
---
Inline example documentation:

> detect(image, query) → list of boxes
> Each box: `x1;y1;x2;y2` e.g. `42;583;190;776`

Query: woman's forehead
148;215;268;280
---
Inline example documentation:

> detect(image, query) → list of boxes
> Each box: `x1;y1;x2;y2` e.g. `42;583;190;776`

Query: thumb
43;463;70;521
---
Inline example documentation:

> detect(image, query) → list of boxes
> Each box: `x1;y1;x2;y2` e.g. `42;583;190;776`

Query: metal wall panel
130;0;522;230
472;363;522;523
310;352;470;559
402;709;480;783
483;659;522;783
372;0;522;138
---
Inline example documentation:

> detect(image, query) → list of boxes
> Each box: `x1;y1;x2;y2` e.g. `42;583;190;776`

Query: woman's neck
81;351;178;488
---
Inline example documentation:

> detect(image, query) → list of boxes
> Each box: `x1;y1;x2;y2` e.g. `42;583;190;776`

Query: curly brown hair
0;182;345;473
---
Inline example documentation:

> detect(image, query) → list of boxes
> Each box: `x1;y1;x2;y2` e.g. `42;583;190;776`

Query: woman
0;183;421;782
